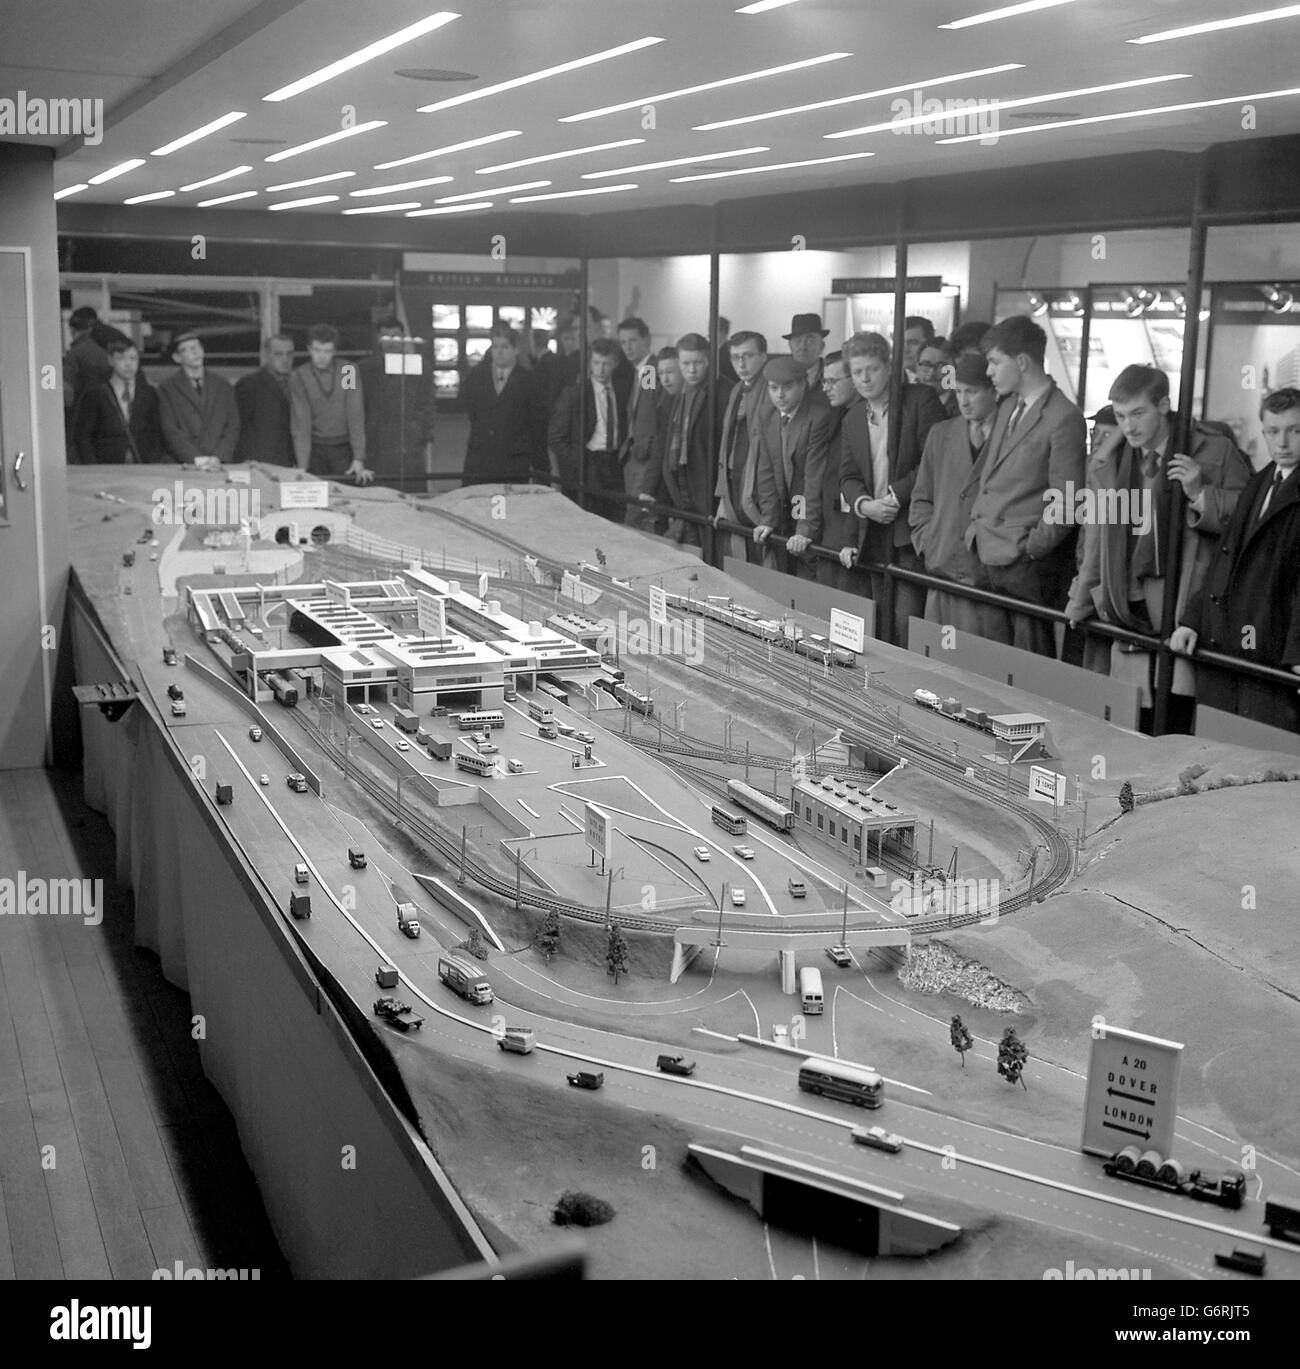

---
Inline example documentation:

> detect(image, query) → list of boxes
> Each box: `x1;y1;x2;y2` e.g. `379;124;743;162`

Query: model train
613;683;654;716
726;778;796;831
265;670;299;707
1102;1146;1246;1210
660;591;856;667
912;689;995;735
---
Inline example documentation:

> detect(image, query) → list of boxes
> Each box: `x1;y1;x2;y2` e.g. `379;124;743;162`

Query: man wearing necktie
661;332;732;558
1173;386;1300;733
74;340;163;464
158;331;240;463
616;317;661;528
235;334;296;465
712;330;772;563
463;325;546;487
1066;365;1250;732
547;337;630;520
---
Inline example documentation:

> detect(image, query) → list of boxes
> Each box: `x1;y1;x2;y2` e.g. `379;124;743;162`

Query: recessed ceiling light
477;139;644;174
826;73;1190;137
583;147;768;178
265;171;357;191
418;37;664;113
197;190;259;206
179;166;253;192
264;122;387;162
123;191;175;204
374;130;522;171
265;12;460;101
349;175;454;196
152;112;246;156
669;151;875;182
561;52;852;122
693;64;1024;130
406;202;495;216
508;184;639;202
341;202;423;214
393;68;478;81
937;84;1300;142
1128;5;1300;44
938;0;1079;29
437;181;550;202
54;184;89;199
88;159;146;185
268;194;341;210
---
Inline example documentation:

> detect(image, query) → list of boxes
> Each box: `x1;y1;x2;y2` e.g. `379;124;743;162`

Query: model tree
537;910;561;964
997;1026;1029;1089
1118;781;1135;814
950;1014;974;1068
465;926;487;960
594;547;607;568
606;920;629;985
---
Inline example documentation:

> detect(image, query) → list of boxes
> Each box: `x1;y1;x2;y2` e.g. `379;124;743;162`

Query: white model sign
648;585;667;626
279;481;330;509
323;580;351;608
561;571;583;601
1081;1024;1182;1158
416;590;446;639
829;607;865;654
478;572;489;600
1028;765;1066;805
584;803;613;862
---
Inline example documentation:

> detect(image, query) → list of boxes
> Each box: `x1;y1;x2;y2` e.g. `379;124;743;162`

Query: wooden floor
0;768;289;1280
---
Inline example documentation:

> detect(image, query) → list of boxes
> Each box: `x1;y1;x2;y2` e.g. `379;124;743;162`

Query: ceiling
4;0;1299;225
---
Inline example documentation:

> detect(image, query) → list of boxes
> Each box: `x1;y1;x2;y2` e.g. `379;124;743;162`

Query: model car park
852;1125;904;1153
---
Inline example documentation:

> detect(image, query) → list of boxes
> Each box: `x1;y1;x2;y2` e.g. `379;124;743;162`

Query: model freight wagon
437;953;493;1005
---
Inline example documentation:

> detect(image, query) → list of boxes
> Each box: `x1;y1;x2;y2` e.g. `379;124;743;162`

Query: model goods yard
88;481;1299;1282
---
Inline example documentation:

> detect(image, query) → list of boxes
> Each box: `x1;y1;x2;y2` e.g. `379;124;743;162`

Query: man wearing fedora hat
157;331;239;463
784;313;831;392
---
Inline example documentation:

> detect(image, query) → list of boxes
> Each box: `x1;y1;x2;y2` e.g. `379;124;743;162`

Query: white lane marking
517;800;539;817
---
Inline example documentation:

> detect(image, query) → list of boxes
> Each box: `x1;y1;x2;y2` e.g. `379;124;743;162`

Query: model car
1214;1247;1266;1275
477;741;498;754
373;997;423;1032
788;878;807;898
567;1071;604;1090
734;845;756;860
249;725;262;741
556;722;575;736
162;647;177;666
170;700;186;717
294;863;309;884
356;703;373;715
396;739;410;750
286;772;308;792
258;773;269;786
497;1026;535;1055
656;1054;696;1077
693;847;711;862
575;730;595;744
538;723;558;739
507;758;524;773
348;848;366;869
772;1024;790;1046
827;945;852;967
469;730;489;744
371;718;385;730
730;887;746;906
167;683;184;701
851;1125;904;1153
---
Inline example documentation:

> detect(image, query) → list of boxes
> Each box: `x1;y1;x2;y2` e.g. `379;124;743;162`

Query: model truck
427;738;452;761
1264;1194;1300;1240
215;782;233;805
288;891;311;919
1102;1147;1245;1209
396;901;421;939
393;707;419;734
437;953;493;1005
373;997;423;1032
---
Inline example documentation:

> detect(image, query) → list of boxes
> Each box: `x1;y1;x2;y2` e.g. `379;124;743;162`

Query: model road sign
1028;765;1066;805
829;607;865;654
1081;1024;1183;1157
648;584;667;626
584;802;613;862
279;481;329;509
416;589;446;639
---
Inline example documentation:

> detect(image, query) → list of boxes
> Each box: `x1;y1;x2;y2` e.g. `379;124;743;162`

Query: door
0;248;53;766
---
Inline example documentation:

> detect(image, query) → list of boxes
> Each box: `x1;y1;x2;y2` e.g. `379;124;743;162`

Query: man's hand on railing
1168;626;1198;656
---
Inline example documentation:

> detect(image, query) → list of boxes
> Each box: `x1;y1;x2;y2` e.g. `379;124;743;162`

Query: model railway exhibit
662;590;857;667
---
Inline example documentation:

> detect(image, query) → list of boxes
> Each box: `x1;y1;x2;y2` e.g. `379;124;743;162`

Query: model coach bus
455;751;496;776
799;966;824;1014
797;1057;884;1109
455;709;505;730
711;805;748;835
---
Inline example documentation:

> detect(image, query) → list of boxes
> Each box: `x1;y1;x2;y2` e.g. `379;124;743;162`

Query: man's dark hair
981;316;1047;368
656;346;679;364
1260;386;1300;418
106;339;137;358
264;333;293;350
590;337;621;360
824;349;844;368
905;315;936;341
729;329;767;355
845;331;891;364
949;320;993;354
676;332;710;355
923;336;950;355
718;316;731;333
490;324;519;345
1109;364;1169;407
307;324;338;346
617;317;649;340
69;306;99;332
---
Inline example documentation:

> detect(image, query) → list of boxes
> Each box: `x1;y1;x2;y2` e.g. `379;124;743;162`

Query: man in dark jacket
358;323;437;489
74;341;163;464
814;351;862;588
462;325;547;486
661;333;732;560
235;334;295;465
1172;387;1300;733
548;337;630;520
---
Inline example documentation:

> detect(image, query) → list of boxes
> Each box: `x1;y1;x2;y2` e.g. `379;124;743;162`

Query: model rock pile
898;941;1031;1013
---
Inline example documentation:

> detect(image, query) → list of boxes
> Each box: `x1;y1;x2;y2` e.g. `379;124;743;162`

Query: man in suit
74;340;163;464
235;334;295;465
813;351;862;588
1172;387;1300;733
661;332;732;560
713;330;772;564
63;309;115;459
1065;365;1250;732
753;355;833;579
548;337;630;521
839;331;947;646
784;313;830;392
903;316;936;382
716;316;739;385
358;322;437;490
910;352;999;637
157;332;240;463
534;315;582;413
918;337;958;417
289;324;370;481
616;317;661;529
463;325;547;486
965;315;1087;656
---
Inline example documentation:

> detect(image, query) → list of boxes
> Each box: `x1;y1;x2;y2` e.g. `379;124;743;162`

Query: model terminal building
186;565;601;711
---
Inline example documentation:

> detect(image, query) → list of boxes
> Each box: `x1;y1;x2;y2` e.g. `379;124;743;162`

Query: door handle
12;450;25;491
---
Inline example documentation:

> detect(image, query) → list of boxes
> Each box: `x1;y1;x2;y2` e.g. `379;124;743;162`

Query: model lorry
437;953;493;1005
215;782;233;805
396;901;421;939
288;891;311;920
427;739;452;761
1264;1194;1300;1240
373;997;423;1032
1102;1147;1245;1209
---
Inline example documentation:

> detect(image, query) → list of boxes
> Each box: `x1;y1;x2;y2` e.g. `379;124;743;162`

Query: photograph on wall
431;303;461;331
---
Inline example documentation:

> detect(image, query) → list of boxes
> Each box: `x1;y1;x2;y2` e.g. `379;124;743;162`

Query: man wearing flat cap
753;355;833;577
784;312;831;392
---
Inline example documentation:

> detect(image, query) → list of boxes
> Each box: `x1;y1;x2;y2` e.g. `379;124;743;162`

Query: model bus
527;699;555;724
455;709;505;730
393;707;419;734
726;778;795;831
455;751;496;776
799;966;824;1014
711;805;748;835
798;1057;884;1109
437;953;493;1005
